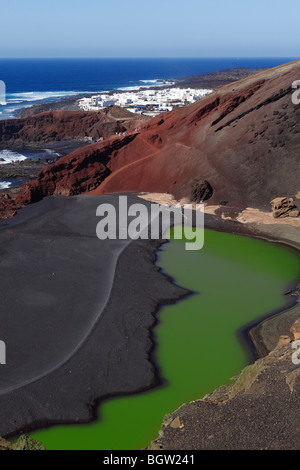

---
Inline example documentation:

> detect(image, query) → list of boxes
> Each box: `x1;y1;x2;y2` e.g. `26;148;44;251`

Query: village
78;87;213;117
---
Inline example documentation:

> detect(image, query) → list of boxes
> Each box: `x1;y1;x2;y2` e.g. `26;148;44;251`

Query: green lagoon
30;228;300;449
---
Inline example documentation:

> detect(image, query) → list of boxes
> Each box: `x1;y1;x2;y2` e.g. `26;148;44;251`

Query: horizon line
0;56;298;60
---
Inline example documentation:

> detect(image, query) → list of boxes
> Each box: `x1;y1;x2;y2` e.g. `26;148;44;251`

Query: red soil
0;107;148;145
1;60;300;218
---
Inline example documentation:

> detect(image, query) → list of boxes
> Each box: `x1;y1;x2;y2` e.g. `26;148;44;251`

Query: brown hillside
1;60;300;217
0;107;148;147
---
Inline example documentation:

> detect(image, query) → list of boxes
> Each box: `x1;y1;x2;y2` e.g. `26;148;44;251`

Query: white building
78;87;213;115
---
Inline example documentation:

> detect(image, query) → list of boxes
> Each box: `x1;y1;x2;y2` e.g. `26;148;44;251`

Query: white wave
139;79;161;83
139;79;175;85
0;150;27;165
0;181;11;189
2;106;21;112
6;90;94;104
4;84;175;107
117;85;144;91
44;148;61;157
118;80;175;91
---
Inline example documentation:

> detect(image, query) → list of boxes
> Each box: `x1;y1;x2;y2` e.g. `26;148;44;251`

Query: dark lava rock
219;200;228;206
191;179;213;203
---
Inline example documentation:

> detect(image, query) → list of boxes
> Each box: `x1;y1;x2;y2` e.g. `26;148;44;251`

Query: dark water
0;57;297;118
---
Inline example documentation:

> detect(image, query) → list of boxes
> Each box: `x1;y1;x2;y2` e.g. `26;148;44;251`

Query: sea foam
6;90;92;104
0;149;27;164
117;79;175;91
0;181;12;189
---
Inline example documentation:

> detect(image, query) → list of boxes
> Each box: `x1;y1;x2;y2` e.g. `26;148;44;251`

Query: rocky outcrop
271;197;299;218
0;135;135;216
1;60;300;218
290;319;300;340
0;155;60;183
174;67;267;89
147;318;300;450
0;435;45;451
0;107;148;147
190;179;213;203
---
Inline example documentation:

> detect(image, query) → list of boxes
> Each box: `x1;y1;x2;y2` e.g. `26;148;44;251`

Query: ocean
0;57;297;120
0;148;61;189
0;57;297;185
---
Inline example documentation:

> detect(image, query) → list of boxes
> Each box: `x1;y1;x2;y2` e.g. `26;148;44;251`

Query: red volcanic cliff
0;107;148;147
1;60;300;217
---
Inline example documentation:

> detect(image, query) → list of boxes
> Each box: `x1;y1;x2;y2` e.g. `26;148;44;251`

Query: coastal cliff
0;106;148;147
1;60;300;218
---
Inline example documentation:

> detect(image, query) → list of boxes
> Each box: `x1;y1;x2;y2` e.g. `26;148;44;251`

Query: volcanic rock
271;197;298;218
277;335;292;346
147;340;300;450
290;319;300;340
289;210;300;218
190;179;213;203
0;107;148;148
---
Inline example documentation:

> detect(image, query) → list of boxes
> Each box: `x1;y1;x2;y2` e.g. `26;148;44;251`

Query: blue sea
0;57;297;188
0;57;297;120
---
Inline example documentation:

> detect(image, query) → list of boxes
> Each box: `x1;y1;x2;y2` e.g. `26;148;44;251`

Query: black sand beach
0;194;187;437
0;142;91;194
0;192;299;449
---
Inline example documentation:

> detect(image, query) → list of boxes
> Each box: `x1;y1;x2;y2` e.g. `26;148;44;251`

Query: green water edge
28;227;300;450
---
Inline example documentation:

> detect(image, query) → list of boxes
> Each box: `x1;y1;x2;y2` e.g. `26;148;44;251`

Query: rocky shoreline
0;107;149;196
0;65;280;204
18;67;266;118
0;156;59;191
1;194;299;450
148;337;300;450
147;219;300;450
0;141;91;196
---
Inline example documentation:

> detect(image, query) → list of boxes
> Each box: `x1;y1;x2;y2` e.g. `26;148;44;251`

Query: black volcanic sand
0;141;90;192
148;341;300;450
0;157;60;187
0;192;298;441
0;192;263;438
0;194;188;437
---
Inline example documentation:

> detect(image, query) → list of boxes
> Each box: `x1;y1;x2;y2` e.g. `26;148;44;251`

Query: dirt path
89;136;162;195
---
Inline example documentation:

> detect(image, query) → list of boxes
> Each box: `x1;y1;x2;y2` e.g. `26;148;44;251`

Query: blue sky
0;0;298;58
